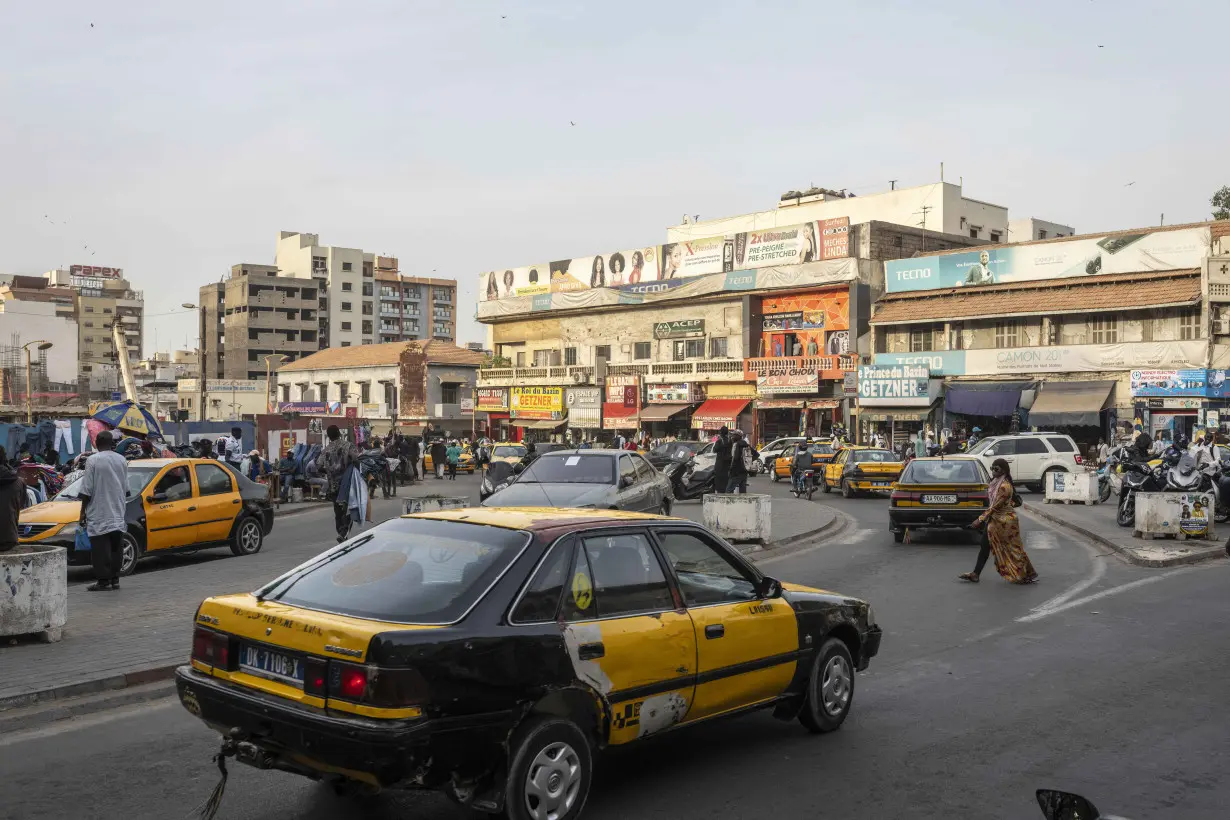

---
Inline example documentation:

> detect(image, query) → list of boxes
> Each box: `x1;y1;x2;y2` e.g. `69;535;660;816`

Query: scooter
790;468;815;500
1116;459;1166;527
664;453;715;501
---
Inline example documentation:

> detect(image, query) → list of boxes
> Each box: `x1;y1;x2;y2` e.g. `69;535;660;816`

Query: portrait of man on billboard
961;250;995;286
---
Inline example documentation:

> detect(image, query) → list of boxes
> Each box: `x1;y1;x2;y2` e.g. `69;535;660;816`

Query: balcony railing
743;354;858;379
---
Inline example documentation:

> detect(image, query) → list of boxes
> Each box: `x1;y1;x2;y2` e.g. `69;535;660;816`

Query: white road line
1016;567;1196;623
1016;508;1108;617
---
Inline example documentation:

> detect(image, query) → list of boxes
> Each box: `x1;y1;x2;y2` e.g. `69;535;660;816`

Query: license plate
871;481;892;488
240;645;303;684
922;494;958;504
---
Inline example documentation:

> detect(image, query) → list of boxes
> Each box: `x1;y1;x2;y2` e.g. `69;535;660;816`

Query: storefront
510;386;566;443
943;380;1035;440
603;375;641;439
754;398;807;440
641;383;701;439
602;403;639;432
1129;369;1230;446
476;387;512;441
565;387;603;444
1028;380;1116;453
855;364;944;450
692;398;751;436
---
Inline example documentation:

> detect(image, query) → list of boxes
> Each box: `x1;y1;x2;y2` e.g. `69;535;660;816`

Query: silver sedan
481;449;674;514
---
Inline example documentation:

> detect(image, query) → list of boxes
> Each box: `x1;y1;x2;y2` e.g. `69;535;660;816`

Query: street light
264;353;287;414
180;302;205;421
21;340;53;424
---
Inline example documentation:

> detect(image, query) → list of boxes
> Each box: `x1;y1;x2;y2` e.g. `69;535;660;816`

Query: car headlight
59;522;79;537
481;479;493;493
866;605;876;626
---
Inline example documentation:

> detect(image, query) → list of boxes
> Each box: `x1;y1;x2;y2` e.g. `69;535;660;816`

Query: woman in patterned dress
959;458;1038;584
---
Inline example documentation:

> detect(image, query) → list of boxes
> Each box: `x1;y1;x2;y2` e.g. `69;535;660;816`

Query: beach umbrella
90;399;163;438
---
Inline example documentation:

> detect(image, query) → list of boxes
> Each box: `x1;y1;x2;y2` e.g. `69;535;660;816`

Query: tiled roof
280;340;484;372
871;270;1200;325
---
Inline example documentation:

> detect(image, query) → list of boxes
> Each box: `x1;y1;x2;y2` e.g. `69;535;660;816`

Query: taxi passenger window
561;543;596;622
194;463;233;497
154;466;192;501
654;529;757;606
581;533;674;618
618;456;638;486
511;541;573;624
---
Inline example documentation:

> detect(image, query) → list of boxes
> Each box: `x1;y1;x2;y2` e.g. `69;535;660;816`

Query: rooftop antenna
890;180;897;191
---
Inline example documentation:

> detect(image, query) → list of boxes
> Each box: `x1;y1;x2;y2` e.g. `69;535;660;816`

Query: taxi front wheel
230;516;264;556
118;531;140;576
504;716;592;820
799;637;854;734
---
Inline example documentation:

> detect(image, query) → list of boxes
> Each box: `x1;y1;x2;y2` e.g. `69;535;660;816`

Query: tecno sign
894;267;932;282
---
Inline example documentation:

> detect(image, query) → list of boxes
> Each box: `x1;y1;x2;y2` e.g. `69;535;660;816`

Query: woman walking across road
959;458;1038;584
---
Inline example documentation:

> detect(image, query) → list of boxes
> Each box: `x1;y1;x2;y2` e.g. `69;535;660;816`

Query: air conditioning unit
1215;317;1230;336
571;372;586;384
620;343;632;353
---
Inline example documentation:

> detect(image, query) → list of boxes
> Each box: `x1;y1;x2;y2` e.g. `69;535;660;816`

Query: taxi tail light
303;657;328;697
192;627;236;671
328;661;430;708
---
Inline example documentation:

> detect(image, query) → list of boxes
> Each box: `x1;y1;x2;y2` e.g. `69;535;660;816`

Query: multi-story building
0;276;79;403
41;265;143;393
199;264;320;383
374;257;458;344
274;232;375;349
476;181;1000;444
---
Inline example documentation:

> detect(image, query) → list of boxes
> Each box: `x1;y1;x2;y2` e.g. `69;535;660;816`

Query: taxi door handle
232;498;241;504
705;624;725;639
578;642;605;660
187;506;197;511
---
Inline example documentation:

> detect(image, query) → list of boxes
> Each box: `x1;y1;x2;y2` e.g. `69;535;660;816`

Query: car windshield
904;460;987;484
853;449;898;463
264;517;530;623
493;445;526;458
650;442;700;459
519;454;614;484
810;443;834;455
967;439;995;455
55;464;161;500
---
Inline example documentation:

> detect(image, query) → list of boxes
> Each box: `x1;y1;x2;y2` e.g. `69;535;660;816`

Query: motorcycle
1116;459;1166;527
664;453;715;501
479;460;517;502
1096;448;1123;503
790;468;815;500
1037;789;1129;819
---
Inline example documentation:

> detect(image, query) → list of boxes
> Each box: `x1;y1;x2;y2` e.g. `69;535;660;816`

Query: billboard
479;217;852;303
857;364;934;406
510;386;564;419
874;341;1206;377
1130;369;1208;397
476;387;509;412
757;372;819;395
884;226;1210;294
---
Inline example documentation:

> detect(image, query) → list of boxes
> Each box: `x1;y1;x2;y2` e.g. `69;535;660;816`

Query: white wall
557;300;744;365
666;182;1007;244
276;364;399;414
0;301;79;384
326;246;367;347
1008;217;1075;242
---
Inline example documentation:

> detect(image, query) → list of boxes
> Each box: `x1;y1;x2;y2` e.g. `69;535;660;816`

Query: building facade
44;266;143;391
375;258;458;344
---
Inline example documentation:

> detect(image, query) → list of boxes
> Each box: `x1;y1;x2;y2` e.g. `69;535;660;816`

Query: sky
2;0;1228;355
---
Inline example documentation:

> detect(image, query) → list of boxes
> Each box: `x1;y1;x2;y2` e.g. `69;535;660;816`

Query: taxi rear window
853;449;897;463
903;460;987;484
258;518;530;624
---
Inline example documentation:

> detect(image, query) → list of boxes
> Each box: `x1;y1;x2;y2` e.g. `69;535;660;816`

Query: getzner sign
653;319;705;339
857;365;934;406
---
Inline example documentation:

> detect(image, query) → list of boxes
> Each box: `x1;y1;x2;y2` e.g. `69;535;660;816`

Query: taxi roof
910;455;979;461
406;507;671;532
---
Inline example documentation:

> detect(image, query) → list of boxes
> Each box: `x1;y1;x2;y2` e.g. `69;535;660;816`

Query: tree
1213;186;1230;221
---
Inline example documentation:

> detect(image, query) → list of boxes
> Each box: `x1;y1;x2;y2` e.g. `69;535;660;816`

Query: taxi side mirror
150;492;167;502
756;576;782;599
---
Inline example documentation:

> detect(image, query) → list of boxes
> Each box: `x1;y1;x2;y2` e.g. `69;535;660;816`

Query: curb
746;511;845;562
0;680;177;735
0;662;180;714
1023;503;1227;568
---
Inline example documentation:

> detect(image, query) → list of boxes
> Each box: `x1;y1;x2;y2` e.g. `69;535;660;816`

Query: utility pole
889;179;897;191
264;354;287;414
21;340;52;424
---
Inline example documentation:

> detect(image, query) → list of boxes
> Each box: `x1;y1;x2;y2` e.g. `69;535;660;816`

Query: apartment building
274;232;375;349
199;264;320;382
375;257;458;344
41;266;143;389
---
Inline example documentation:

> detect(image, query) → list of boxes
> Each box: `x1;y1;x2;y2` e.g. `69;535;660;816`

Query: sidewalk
1024;499;1226;568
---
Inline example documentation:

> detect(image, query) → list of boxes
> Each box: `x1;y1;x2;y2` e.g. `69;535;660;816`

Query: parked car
888;456;991;543
966;432;1083;490
483;449;673;514
821;447;904;497
18;458;274;576
175;509;882;816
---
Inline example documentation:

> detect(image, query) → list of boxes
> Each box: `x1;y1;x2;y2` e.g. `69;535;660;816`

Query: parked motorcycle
1116;459;1166;527
663;453;715;501
1037;788;1129;819
1096;447;1124;503
480;461;516;502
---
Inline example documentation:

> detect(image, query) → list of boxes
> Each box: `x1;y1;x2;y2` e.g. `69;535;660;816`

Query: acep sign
857;364;934;406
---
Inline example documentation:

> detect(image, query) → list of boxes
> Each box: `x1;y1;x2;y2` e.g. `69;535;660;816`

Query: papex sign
510;386;564;419
857;365;934;406
884;226;1210;294
653;319;705;339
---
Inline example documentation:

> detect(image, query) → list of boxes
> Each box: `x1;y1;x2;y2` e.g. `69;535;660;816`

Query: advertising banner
660;236;730;280
733;223;820;268
481;247;660;302
647;383;701;403
873;351;968;377
565;387;602;409
476;387;509;412
884;226;1210;294
1130;369;1208;397
605;375;640;406
276;401;355;417
757;372;819;395
510;386;564;419
653;319;705;339
857;365;934;406
875;341;1206;378
820;217;850;260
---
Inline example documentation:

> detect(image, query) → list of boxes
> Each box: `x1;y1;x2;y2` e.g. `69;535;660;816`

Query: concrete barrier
1045;470;1098;505
703;494;771;544
0;545;68;643
1134;491;1215;540
404;497;470;515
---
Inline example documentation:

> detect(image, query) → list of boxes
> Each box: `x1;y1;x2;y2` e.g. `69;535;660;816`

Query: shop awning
945;381;1033;418
568;407;601;428
1028;381;1115;427
691;398;750;429
511;418;567;430
602;403;639;430
858;403;939;423
639;403;691;422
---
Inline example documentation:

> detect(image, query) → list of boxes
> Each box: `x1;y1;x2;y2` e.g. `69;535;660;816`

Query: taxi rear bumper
889;507;983;530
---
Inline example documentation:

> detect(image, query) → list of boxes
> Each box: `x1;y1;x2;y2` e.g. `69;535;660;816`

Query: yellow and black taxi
820;446;905;497
771;440;837;481
423;446;476;474
489;441;529;466
18;457;274;576
176;508;881;817
889;456;990;543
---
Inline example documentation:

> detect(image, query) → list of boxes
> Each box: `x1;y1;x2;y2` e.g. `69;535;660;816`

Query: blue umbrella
90;399;163;439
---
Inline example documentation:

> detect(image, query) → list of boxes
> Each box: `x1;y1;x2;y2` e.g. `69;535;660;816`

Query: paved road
3;474;1228;819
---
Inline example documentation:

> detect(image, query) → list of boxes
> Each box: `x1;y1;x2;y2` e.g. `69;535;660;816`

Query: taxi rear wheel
821;475;831;493
799;637;855;734
840;478;854;499
772;469;780;482
230;516;264;556
504;716;592;820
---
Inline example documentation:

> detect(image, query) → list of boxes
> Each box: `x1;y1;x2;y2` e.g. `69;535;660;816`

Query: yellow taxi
820;446;905;498
19;457;274;576
422;445;476;474
488;440;528;465
772;440;837;480
176;508;881;816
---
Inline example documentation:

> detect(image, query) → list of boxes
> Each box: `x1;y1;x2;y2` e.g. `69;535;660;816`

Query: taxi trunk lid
854;462;903;476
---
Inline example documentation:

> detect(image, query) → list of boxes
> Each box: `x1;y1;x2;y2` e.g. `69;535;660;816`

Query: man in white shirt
223;427;245;469
79;431;130;591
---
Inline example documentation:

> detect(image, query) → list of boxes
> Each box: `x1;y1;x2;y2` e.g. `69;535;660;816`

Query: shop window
1090;317;1118;344
710;337;728;358
564;347;577;366
909;328;934;352
441;383;459;404
633;342;651;360
685;339;705;358
1179;310;1200;340
994;321;1020;349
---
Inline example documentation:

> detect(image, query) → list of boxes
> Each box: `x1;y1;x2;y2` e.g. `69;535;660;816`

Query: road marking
0;697;178;747
1016;507;1108;618
1017;567;1198;623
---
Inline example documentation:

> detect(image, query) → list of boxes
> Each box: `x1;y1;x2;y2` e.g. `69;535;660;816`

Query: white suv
966;432;1084;489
